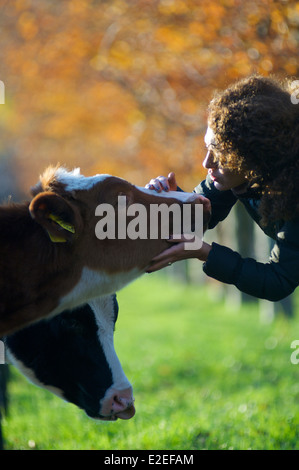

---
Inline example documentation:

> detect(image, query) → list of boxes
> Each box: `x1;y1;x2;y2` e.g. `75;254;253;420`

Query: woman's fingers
146;241;186;273
167;172;178;191
198;195;212;213
145;173;177;192
146;259;173;273
145;176;168;192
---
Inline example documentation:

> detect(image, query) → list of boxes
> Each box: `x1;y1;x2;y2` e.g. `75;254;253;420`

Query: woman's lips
208;170;218;181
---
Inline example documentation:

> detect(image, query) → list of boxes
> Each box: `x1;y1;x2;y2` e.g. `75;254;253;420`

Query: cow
1;165;208;421
4;297;135;421
0;165;204;336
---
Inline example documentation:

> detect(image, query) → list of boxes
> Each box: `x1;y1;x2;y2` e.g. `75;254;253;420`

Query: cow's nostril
100;386;135;420
112;394;129;411
114;395;122;405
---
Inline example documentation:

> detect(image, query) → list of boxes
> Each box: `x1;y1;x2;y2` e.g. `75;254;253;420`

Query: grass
2;273;299;450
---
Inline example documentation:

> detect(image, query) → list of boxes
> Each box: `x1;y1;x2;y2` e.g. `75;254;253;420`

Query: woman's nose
203;150;218;169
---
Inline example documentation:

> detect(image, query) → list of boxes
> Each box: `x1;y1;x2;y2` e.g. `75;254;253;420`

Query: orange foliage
0;0;298;194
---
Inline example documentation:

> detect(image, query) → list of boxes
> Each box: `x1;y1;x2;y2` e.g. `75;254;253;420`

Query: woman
145;75;299;301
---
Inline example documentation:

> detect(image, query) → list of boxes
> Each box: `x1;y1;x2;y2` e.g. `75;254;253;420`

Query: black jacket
194;175;299;301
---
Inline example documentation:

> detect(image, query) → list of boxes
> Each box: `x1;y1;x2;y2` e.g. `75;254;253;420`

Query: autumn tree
0;0;298;193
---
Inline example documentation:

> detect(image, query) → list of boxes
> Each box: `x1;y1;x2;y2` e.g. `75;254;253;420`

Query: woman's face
203;127;247;192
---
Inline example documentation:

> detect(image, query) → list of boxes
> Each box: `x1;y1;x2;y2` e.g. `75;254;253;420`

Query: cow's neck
0;203;82;335
52;266;143;315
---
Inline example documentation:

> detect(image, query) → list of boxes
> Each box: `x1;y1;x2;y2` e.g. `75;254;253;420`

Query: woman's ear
29;191;78;243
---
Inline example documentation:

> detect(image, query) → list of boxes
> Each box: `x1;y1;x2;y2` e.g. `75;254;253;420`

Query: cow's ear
29;192;78;243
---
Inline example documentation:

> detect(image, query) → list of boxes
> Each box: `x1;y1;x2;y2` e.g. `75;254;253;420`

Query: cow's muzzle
99;386;135;421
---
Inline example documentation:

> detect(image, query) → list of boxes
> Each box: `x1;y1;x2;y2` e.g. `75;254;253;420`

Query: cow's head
29;165;210;275
5;295;135;421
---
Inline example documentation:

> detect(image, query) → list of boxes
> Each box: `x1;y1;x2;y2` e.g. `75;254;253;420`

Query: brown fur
0;167;204;335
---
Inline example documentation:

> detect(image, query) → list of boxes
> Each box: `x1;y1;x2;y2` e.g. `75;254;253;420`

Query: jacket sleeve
202;218;299;301
193;175;237;229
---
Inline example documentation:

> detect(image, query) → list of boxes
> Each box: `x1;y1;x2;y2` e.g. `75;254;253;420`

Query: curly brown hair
207;74;299;225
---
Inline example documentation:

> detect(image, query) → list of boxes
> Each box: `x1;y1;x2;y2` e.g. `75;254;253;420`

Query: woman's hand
145;171;211;224
145;171;212;272
146;236;212;273
145;172;178;192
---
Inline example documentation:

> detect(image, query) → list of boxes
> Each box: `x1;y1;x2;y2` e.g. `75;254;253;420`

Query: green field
2;274;299;450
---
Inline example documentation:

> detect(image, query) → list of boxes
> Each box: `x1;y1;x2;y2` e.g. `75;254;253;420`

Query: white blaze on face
136;186;199;203
54;167;199;204
54;167;111;191
89;295;131;392
89;295;134;419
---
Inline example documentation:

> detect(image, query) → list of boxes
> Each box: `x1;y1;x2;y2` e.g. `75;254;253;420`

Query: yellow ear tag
47;232;68;243
47;213;75;243
48;213;75;233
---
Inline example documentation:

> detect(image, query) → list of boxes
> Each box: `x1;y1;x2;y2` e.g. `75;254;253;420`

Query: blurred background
1;0;299;450
1;0;299;305
0;0;299;193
